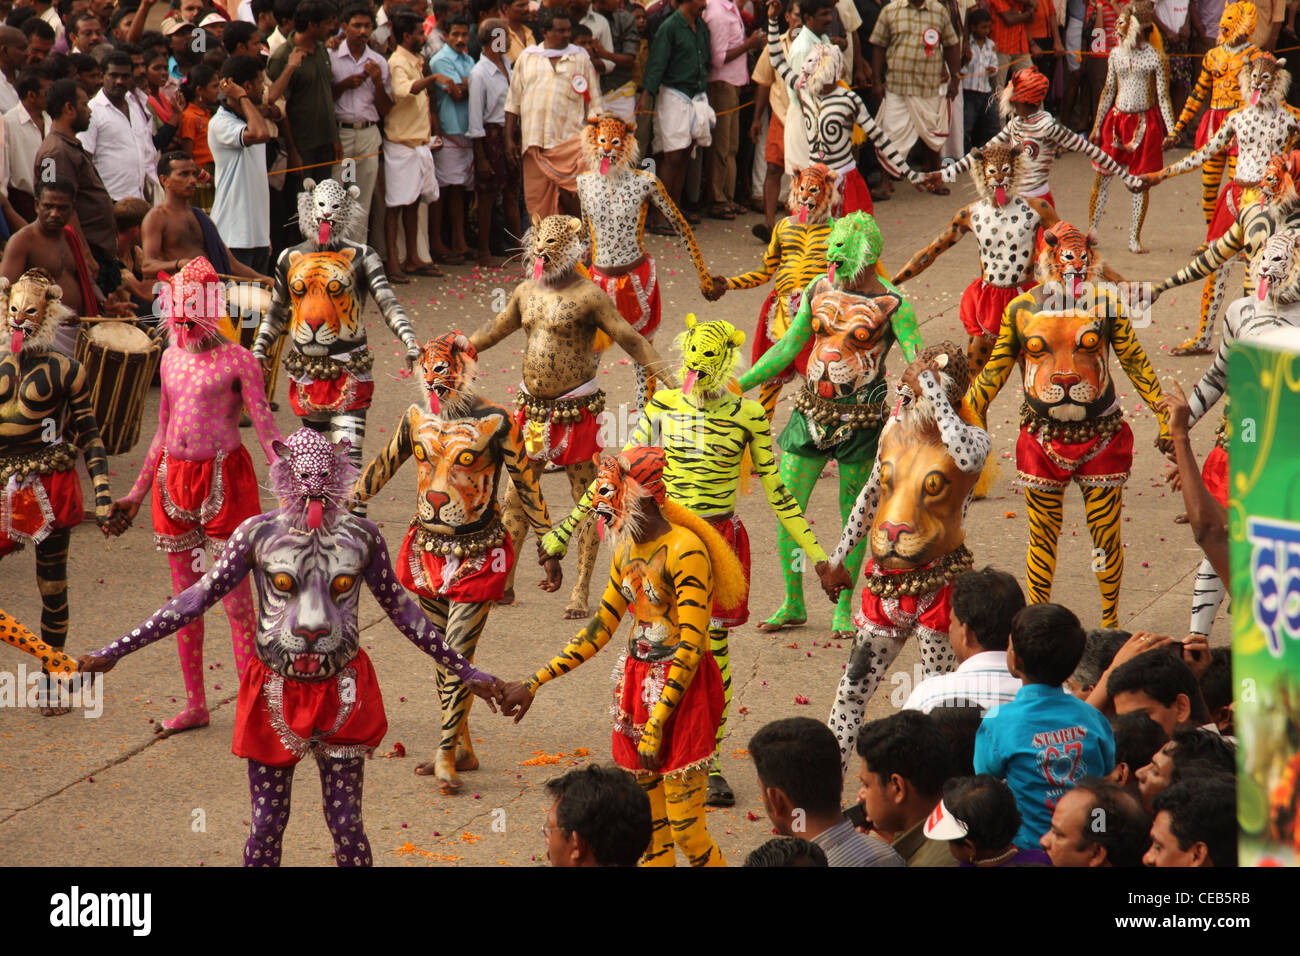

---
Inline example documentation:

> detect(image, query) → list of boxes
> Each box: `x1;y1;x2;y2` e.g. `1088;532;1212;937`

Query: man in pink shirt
702;0;763;219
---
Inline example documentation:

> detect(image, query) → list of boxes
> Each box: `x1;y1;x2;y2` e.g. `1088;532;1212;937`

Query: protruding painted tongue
599;156;611;175
994;185;1007;206
596;515;605;542
682;369;698;395
1252;89;1261;106
1070;275;1085;298
429;389;441;414
533;256;545;280
828;261;837;283
318;220;331;245
9;329;22;356
307;499;323;530
798;205;808;224
1259;276;1271;301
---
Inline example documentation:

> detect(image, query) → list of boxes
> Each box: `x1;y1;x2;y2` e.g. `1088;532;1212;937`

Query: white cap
922;798;969;841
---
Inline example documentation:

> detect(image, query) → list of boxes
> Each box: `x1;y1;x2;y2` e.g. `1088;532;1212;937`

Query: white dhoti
602;80;637;121
874;91;950;178
433;133;475;188
383;138;440;207
652;87;715;154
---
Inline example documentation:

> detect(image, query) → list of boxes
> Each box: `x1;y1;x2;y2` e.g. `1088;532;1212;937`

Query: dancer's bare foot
455;726;478;771
831;630;855;642
498;587;515;606
1129;242;1149;254
1172;340;1212;356
415;752;463;793
41;705;72;717
154;706;210;738
563;602;588;620
756;604;806;632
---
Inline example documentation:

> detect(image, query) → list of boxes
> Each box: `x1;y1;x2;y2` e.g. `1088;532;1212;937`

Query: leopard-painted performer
0;269;115;714
706;163;836;423
469;213;672;621
252;178;419;511
816;342;990;768
352;331;561;794
541;314;827;807
576;113;712;416
80;428;503;867
964;222;1171;628
737;212;923;642
1143;56;1300;354
504;445;747;867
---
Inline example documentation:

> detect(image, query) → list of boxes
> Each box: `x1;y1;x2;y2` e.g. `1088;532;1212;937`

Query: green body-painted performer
541;315;827;807
738;211;923;639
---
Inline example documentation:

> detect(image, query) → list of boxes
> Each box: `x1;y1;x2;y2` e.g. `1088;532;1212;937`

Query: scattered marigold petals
746;810;760;821
383;742;406;758
786;642;798;649
1004;511;1016;518
737;705;749;715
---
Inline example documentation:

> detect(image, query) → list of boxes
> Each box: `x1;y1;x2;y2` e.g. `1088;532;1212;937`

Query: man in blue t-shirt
428;15;476;262
975;603;1116;849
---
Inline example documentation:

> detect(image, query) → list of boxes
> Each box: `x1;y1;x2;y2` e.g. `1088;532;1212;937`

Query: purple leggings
244;753;372;867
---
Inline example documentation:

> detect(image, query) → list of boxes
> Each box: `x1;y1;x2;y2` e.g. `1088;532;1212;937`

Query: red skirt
709;514;750;627
288;371;375;416
1015;419;1134;492
752;287;814;383
514;404;603;467
151;446;262;551
0;468;82;556
589;258;660;340
837;167;873;217
610;649;724;775
233;649;387;767
1196;107;1231;150
856;559;954;636
1206;181;1245;243
960;278;1033;338
1093;107;1165;175
1203;444;1228;508
396;524;514;603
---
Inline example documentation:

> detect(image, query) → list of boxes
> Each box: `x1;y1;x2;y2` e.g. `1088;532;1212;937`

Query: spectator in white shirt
79;52;159;201
331;3;393;244
902;568;1025;714
467;16;518;266
0;27;25;115
209;55;274;273
572;0;616;75
4;68;50;221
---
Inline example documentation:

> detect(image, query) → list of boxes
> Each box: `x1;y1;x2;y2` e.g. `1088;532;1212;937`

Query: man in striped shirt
750;717;904;867
902;567;1025;714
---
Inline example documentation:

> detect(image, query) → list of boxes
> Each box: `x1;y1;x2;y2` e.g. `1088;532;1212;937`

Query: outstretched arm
1152;225;1246;297
861;110;925;184
1109;295;1170;440
1186;317;1233;426
524;564;628;693
235;346;283;461
0;607;77;673
1161;114;1236;179
1048;118;1140;187
738;275;819;390
468;287;524;352
748;403;827;563
1173;62;1212;135
725;221;783;290
918;368;990;474
360;245;419;360
364;531;494;684
592;294;674;384
891;207;972;285
352;407;414;504
645;173;711;288
1025;197;1061;231
884;281;923;362
827;458;881;567
940;124;1012;183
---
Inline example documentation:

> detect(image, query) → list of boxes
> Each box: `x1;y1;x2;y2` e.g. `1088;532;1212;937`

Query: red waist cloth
1206;181;1245;243
960;278;1034;338
708;513;749;627
1093;107;1165;175
233;649;387;767
855;557;954;636
589;257;661;340
1203;444;1228;508
610;649;724;775
0;468;82;556
288;370;375;416
1195;107;1232;150
397;524;514;603
837;167;873;217
753;287;815;383
513;404;603;467
150;445;262;551
1015;418;1134;492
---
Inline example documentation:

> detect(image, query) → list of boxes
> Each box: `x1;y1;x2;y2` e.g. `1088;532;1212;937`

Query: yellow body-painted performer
0;607;77;673
964;222;1170;628
541;315;826;807
503;446;745;867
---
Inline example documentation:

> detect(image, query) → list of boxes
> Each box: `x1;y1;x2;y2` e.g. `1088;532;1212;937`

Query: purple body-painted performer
81;429;505;867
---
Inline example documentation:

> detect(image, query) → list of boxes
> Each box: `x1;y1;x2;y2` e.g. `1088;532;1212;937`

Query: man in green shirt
266;0;342;194
635;0;710;226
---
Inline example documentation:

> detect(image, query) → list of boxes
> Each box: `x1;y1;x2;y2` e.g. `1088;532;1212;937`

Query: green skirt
777;383;887;464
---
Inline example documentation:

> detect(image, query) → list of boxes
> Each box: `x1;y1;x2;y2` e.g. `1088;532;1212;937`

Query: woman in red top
176;64;220;212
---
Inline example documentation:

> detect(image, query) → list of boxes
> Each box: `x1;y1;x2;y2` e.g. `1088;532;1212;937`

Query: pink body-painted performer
108;257;283;737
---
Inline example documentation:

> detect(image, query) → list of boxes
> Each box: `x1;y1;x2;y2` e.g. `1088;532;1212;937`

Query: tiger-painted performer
79;429;504;867
1088;1;1175;255
0;269;114;715
104;258;283;738
1178;230;1300;640
1163;1;1261;226
965;222;1171;628
542;315;826;806
470;213;671;619
504;446;745;867
577;113;712;416
738;212;922;642
352;332;563;794
763;1;922;212
892;143;1060;496
931;67;1141;207
0;606;77;673
252;179;419;507
1141;56;1300;354
705;164;835;423
816;343;989;767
